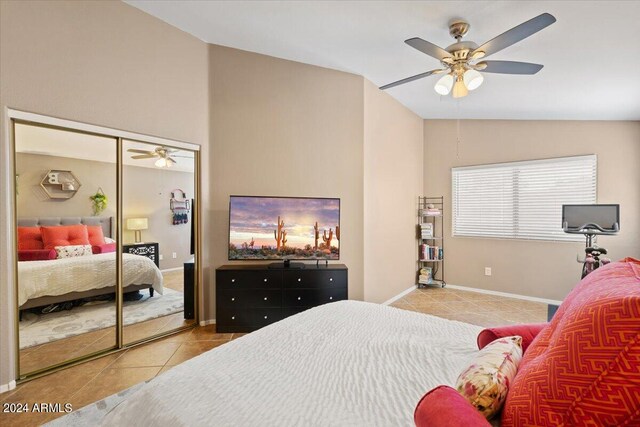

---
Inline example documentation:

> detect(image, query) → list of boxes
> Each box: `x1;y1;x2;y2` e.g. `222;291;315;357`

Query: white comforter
18;253;163;306
102;301;482;426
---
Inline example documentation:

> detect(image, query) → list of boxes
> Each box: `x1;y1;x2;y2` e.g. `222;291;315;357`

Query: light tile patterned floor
2;285;547;426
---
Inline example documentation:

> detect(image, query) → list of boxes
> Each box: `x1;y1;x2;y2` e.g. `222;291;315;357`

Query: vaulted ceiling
126;1;640;120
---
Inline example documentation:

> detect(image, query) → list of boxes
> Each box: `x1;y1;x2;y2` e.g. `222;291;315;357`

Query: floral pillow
455;336;523;419
55;244;93;259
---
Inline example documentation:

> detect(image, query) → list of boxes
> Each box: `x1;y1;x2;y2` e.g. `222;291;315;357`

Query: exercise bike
578;245;611;279
562;204;619;281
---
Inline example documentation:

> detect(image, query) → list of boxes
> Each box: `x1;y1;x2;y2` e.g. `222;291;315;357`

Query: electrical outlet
172;252;177;259
485;267;492;276
159;254;164;261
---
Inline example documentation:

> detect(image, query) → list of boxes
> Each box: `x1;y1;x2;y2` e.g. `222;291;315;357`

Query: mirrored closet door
15;123;118;375
121;140;197;344
11;112;200;381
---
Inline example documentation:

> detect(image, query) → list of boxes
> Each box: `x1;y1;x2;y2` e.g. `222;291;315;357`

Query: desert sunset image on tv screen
229;196;340;260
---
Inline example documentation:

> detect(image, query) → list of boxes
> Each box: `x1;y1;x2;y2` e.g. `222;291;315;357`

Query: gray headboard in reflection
17;217;113;238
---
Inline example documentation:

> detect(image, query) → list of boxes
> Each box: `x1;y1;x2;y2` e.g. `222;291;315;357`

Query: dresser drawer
283;287;347;307
283;270;347;288
217;270;282;289
218;289;282;308
217;307;283;329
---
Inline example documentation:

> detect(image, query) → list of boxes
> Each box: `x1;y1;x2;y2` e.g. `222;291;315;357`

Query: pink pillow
18;249;56;261
415;385;491;427
92;243;116;254
41;225;90;249
477;323;548;353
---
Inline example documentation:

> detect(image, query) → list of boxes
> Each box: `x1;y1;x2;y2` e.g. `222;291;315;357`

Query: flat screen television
229;195;340;260
562;204;620;233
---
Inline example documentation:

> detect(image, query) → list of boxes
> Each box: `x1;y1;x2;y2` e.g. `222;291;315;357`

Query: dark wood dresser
215;264;348;332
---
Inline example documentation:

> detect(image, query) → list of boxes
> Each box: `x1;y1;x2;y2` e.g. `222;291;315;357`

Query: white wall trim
0;380;16;394
199;319;216;326
445;284;563;306
160;266;184;273
381;285;417;306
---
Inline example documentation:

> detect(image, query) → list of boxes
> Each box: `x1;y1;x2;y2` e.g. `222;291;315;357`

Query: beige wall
15;153;194;270
209;45;365;316
363;81;424;303
0;0;208;388
424;120;640;301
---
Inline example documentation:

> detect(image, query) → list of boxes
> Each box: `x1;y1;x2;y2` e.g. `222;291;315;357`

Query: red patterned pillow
502;258;640;426
17;226;44;250
41;225;90;249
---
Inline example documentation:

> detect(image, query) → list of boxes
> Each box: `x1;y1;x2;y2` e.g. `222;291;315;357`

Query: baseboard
199;319;216;326
0;380;16;394
381;285;417;306
160;266;184;273
445;284;563;306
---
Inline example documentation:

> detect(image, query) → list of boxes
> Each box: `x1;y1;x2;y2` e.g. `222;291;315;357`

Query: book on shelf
419;244;444;261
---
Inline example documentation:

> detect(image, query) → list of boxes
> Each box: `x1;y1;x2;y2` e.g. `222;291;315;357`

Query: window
452;155;596;241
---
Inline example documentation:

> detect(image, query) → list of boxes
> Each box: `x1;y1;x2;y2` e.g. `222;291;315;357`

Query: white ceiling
125;0;640;120
15;123;195;173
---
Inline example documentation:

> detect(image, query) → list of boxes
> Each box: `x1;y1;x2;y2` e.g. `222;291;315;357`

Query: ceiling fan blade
172;155;194;159
380;69;444;90
167;157;177;164
472;13;556;58
405;38;452;61
127;149;153;155
479;60;544;75
131;154;157;159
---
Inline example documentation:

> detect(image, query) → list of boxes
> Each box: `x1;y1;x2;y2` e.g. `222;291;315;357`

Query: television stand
268;260;305;269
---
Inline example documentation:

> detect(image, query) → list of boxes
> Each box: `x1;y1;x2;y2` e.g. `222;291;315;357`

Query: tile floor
2;285;547;426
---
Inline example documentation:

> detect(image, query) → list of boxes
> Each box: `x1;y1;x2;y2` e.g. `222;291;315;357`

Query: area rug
19;289;183;349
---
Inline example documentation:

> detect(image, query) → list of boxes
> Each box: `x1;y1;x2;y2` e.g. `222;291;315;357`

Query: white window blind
452;155;596;241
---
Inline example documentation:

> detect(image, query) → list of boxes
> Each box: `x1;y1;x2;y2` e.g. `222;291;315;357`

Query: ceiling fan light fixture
452;76;469;98
155;157;168;168
463;69;484;91
434;73;454;95
470;50;485;60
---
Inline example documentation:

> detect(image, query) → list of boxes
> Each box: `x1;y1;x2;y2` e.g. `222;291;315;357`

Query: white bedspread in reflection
18;253;163;306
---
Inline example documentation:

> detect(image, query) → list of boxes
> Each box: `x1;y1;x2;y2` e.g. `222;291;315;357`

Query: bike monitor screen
562;204;620;232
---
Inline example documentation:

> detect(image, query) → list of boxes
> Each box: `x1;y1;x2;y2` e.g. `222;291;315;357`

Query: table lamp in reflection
127;218;148;243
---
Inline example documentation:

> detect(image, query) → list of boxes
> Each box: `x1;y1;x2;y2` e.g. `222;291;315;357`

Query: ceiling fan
380;13;556;98
127;146;189;168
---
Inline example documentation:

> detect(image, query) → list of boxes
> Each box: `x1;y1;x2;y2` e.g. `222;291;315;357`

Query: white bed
18;253;164;307
93;301;481;426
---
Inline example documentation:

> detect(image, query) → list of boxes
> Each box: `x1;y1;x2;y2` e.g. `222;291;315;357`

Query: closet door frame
8;109;201;383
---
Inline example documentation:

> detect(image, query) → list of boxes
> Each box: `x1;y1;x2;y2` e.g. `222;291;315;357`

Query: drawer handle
329;296;333;300
231;316;235;320
329;278;333;282
297;297;302;301
264;297;268;301
231;297;235;301
297;278;301;282
264;316;268;319
264;278;268;282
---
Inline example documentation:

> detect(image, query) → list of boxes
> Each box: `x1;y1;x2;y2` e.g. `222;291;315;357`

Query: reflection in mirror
15;123;118;374
122;140;196;344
